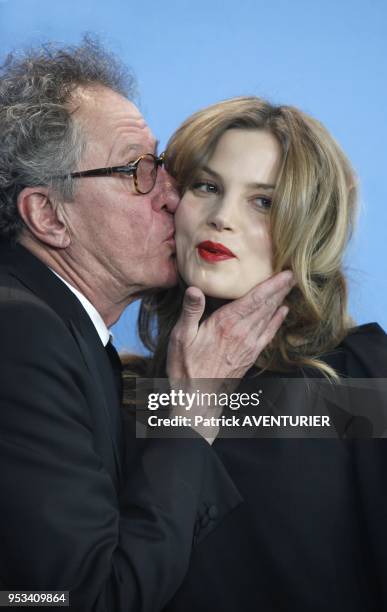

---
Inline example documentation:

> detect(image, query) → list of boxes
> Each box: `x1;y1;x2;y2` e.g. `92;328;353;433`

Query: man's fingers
249;270;295;313
247;277;294;329
256;270;295;301
221;270;295;320
171;287;206;345
255;305;289;353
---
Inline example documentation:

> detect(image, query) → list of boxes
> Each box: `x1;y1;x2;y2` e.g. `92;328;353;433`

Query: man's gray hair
0;36;136;241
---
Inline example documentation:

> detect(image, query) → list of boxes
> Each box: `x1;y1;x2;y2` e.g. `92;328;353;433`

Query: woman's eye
191;181;218;194
251;196;272;211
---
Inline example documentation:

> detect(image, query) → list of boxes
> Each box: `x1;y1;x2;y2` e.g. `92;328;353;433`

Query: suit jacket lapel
0;242;123;487
69;321;124;488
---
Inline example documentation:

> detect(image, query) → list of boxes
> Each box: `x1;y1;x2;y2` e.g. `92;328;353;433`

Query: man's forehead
73;85;156;153
75;86;144;126
116;138;158;159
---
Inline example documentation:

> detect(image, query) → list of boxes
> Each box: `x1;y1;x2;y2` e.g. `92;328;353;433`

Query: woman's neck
205;296;233;315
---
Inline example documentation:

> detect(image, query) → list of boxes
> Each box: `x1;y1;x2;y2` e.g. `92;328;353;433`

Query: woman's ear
17;186;71;248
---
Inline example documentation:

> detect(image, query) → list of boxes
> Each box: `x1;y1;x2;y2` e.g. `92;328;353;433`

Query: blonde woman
124;97;387;611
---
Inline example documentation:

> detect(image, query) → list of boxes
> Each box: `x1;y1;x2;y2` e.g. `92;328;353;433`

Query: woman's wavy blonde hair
127;96;358;380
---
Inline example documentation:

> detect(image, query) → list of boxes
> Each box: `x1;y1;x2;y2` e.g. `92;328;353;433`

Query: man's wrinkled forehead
72;85;156;156
111;98;156;150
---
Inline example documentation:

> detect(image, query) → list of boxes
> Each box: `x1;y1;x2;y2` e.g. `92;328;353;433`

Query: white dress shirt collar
49;269;110;347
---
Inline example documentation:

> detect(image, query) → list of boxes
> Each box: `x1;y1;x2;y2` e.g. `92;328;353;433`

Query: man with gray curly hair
0;38;293;611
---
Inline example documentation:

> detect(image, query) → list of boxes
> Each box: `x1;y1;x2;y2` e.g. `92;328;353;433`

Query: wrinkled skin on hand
167;270;295;443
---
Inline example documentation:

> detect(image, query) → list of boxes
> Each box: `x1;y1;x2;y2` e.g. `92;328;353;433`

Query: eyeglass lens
136;156;158;194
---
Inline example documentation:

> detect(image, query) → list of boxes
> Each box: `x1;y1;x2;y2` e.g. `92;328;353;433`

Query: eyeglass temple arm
61;165;137;179
54;156;161;180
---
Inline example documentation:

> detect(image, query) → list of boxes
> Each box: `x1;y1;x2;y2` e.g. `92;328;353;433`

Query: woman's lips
197;240;236;263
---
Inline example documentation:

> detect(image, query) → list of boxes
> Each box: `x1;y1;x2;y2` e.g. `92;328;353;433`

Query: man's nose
152;167;180;213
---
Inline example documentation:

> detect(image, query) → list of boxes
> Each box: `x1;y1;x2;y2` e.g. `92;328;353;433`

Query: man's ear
17;187;71;248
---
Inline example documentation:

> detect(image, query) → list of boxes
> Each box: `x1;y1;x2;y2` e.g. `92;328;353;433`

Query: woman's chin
205;289;243;300
179;270;258;300
188;281;249;301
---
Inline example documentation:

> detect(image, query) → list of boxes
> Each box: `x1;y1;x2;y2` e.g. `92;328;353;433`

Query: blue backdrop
1;0;386;352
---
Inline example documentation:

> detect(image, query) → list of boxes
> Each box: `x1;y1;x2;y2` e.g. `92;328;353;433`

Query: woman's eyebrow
202;166;275;191
246;182;275;191
201;165;220;178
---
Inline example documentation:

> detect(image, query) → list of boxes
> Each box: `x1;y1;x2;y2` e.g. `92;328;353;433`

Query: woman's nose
207;198;236;231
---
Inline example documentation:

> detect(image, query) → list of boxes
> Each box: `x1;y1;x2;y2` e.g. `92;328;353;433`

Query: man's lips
164;230;175;242
197;240;236;262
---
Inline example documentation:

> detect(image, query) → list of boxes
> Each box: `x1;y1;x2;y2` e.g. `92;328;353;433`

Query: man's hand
166;270;294;443
167;270;294;381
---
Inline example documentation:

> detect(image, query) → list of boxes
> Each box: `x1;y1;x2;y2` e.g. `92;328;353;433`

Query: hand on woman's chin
178;266;274;302
182;277;255;302
184;283;253;313
182;281;242;302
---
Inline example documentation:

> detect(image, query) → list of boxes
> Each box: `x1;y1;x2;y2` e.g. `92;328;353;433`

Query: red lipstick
197;240;236;263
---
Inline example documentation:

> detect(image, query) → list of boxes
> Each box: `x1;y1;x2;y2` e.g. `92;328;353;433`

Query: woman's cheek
176;231;193;282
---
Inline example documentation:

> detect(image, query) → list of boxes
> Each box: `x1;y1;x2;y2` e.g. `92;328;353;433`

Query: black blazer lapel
0;242;123;487
69;321;124;488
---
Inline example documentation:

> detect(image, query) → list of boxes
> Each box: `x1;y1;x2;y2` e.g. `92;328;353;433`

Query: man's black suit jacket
0;241;242;611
